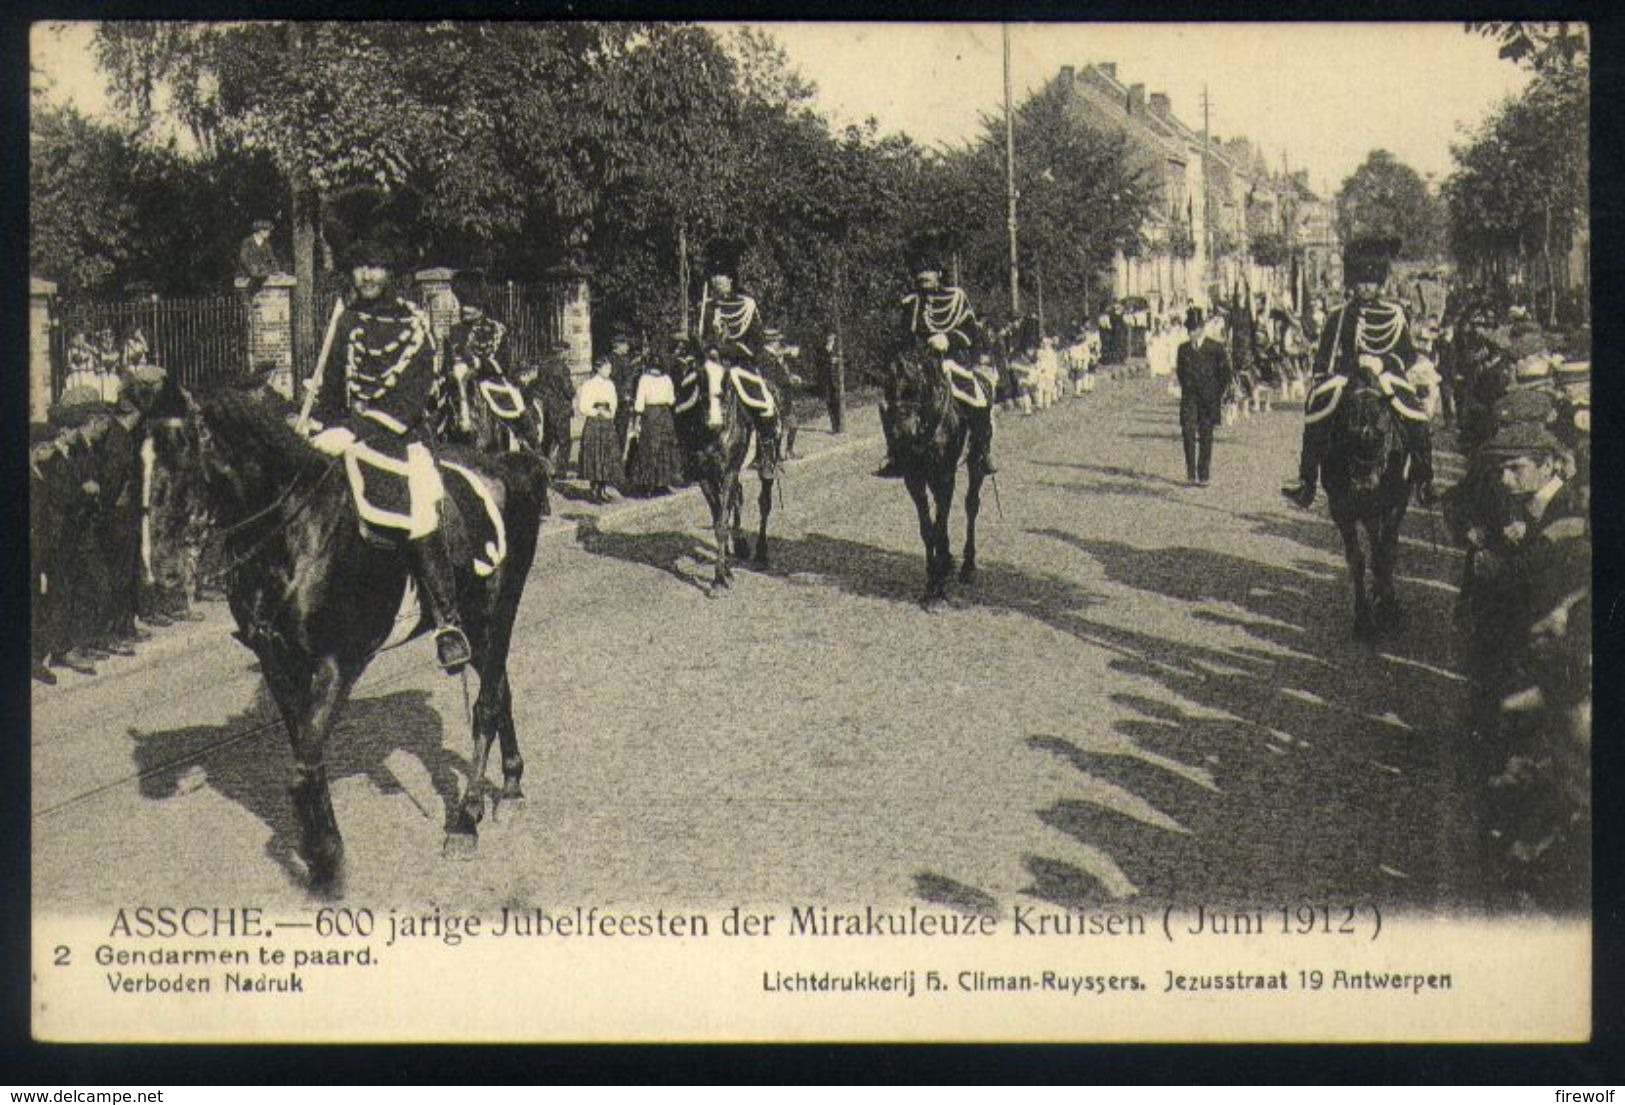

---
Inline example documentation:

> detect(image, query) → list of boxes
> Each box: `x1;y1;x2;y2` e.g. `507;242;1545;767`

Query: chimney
1149;92;1171;116
1099;62;1117;81
1127;83;1146;116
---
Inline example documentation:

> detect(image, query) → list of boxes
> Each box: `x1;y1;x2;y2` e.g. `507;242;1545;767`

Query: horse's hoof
959;562;978;583
442;832;478;860
707;580;731;598
1353;617;1377;643
734;539;753;559
494;793;528;824
752;551;771;569
920;594;948;613
303;843;345;891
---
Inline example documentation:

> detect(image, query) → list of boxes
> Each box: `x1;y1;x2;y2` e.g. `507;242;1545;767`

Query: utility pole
1004;23;1021;316
1201;85;1212;297
830;253;847;434
678;224;690;334
1036;264;1045;336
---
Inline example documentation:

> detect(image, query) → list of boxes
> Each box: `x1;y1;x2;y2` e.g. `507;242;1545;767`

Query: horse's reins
193;409;346;583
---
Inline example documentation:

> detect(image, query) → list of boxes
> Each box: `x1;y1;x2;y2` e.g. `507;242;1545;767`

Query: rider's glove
927;333;951;354
311;426;356;456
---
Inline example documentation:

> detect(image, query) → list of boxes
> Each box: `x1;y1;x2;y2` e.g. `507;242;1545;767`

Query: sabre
295;295;346;435
989;471;1005;521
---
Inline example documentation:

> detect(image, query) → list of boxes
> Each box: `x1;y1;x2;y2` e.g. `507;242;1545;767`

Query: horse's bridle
168;399;344;582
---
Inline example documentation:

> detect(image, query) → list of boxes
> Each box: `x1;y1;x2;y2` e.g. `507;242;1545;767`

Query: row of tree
1443;22;1588;324
32;22;1158;377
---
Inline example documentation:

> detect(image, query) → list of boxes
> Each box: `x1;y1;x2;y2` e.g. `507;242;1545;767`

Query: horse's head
450;359;476;437
887;349;947;442
1334;360;1403;490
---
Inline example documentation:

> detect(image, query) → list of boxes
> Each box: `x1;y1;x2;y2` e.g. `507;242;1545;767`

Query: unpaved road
33;375;1477;913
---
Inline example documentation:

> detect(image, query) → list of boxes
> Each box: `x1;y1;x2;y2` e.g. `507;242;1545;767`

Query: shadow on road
129;686;465;888
1008;527;1478;911
574;516;717;594
574;476;1485;912
1029;459;1191;489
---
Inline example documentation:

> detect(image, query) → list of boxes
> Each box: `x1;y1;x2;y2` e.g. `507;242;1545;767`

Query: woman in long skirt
628;364;682;494
575;356;624;503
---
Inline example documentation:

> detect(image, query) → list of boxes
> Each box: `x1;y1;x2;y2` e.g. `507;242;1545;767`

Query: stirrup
1280;480;1316;509
434;626;472;673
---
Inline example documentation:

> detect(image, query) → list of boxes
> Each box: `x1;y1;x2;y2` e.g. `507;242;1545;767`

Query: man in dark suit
1175;312;1231;485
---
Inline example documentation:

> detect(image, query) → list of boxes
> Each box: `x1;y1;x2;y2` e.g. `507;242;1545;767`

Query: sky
722;22;1534;195
33;20;1534;196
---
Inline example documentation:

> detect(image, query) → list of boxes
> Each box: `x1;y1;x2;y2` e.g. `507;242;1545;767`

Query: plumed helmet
1342;236;1401;286
452;270;487;311
344;221;406;271
906;232;949;278
703;238;748;280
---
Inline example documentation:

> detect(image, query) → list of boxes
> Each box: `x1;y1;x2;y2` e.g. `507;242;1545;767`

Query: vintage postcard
28;19;1590;1042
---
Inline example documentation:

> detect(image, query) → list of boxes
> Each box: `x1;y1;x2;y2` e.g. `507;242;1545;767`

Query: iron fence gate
298;272;565;373
50;293;249;402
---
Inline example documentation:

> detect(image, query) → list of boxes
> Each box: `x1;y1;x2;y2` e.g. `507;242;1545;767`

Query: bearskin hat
1342;236;1401;286
703;238;748;280
907;232;950;278
344;223;407;272
452;270;488;311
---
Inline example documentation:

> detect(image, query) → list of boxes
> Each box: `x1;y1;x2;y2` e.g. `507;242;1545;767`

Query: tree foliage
913;77;1156;336
30;88;281;296
1468;21;1589;76
1249;230;1290;269
1335;150;1444;258
64;22;1157;364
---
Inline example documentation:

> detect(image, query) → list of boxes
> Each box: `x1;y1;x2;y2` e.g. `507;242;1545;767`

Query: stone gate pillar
30;276;56;426
414;268;459;345
560;275;592;385
236;274;296;397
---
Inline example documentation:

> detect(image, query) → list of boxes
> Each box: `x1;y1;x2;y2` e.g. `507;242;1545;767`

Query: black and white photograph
26;19;1592;1042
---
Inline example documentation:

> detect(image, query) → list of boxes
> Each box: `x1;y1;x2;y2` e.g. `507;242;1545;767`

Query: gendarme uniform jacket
313;295;439;448
448;317;511;381
1312;298;1417;381
900;285;979;360
699;292;768;368
311;294;443;535
1303;297;1429;429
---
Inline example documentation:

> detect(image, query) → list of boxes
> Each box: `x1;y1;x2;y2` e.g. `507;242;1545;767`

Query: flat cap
1493;388;1556;428
1481;422;1565;458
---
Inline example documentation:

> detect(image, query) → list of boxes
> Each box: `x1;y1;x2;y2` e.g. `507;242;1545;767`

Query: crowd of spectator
31;362;211;685
1439;300;1591;907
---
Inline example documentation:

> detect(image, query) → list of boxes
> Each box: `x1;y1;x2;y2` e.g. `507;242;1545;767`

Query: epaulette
1374;371;1430;422
1304;375;1347;424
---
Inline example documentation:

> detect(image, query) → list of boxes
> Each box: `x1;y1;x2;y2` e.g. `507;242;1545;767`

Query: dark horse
673;367;775;594
887;349;986;608
139;381;549;888
441;369;545;457
1322;365;1412;640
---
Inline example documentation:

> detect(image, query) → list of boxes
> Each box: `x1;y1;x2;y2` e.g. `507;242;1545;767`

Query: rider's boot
969;409;998;477
754;417;782;476
407;534;472;674
874;402;904;478
1402;416;1438;506
1280;421;1327;509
